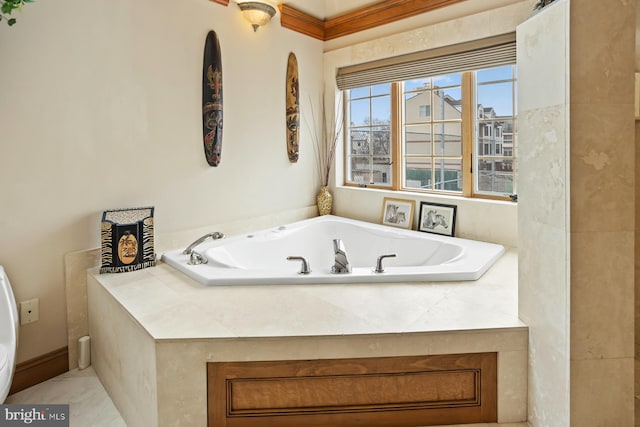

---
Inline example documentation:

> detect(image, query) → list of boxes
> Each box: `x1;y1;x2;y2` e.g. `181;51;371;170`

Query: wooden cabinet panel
208;353;496;427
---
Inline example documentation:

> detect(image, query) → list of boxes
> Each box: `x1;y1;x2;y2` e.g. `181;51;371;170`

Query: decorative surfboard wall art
285;52;300;163
202;30;223;167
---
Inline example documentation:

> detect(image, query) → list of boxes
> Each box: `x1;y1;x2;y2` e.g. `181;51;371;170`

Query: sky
348;65;516;125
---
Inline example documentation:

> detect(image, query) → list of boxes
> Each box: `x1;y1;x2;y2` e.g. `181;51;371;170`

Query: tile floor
5;367;125;426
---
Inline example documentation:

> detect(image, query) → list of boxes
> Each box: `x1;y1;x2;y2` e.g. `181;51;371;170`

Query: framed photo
381;198;415;229
418;202;457;236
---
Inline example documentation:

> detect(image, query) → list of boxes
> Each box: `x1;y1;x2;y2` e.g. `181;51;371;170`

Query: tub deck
87;249;527;427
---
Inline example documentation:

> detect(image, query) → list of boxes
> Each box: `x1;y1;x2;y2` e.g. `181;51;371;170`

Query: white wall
0;0;324;362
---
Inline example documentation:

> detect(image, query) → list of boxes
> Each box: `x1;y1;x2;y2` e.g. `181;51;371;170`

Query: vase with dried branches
307;96;343;215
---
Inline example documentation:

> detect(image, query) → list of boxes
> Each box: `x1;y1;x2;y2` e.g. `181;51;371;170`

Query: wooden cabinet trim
208;353;497;427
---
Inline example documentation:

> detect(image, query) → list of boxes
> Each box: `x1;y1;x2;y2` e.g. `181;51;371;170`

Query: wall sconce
237;1;276;32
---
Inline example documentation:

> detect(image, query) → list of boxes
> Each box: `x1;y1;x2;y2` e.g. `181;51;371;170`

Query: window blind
336;33;516;90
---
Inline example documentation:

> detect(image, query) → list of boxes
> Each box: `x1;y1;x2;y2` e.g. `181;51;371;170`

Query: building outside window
402;73;463;192
343;64;517;200
345;84;392;186
475;65;517;195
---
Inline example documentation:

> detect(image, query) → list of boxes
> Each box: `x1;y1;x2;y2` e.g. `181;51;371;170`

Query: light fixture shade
238;2;276;32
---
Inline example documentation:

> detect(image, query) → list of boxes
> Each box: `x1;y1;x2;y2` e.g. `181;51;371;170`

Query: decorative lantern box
100;207;156;273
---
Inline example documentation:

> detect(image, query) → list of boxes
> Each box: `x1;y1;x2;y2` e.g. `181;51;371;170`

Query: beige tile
477;250;519;285
64;248;100;370
569;104;635;233
454;199;518;247
526;336;569;426
91;248;523;340
569;0;635;106
636;391;640;427
635;358;640;397
517;0;569;112
570;357;634;426
517;105;569;228
333;186;518;247
6;367;125;427
155;206;317;254
88;276;158;427
89;247;526;427
518;10;570;427
516;10;571;413
497;350;528;423
153;329;528;426
518;221;569;341
345;0;530;66
200;330;528;363
517;10;571;424
570;231;634;360
156;341;209;427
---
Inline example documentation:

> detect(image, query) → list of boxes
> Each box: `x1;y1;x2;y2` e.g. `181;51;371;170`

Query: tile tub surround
87;250;527;427
64;206;318;370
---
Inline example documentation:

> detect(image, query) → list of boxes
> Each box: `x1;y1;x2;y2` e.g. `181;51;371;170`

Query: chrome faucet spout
331;239;352;274
183;232;224;255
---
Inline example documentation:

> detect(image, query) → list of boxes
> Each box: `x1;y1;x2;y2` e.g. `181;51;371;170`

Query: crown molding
278;4;325;40
279;0;466;41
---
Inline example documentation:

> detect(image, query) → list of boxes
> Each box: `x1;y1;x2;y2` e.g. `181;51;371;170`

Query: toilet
0;266;19;403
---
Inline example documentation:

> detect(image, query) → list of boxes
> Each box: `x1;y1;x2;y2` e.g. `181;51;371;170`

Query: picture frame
381;198;415;229
418;202;457;236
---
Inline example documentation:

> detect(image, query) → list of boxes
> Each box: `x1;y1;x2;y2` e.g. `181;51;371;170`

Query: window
402;74;463;192
419;105;431;117
337;34;517;199
344;64;517;199
345;84;392;186
475;66;517;195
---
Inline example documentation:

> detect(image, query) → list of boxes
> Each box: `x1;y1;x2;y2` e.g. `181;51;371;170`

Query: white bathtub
161;215;505;286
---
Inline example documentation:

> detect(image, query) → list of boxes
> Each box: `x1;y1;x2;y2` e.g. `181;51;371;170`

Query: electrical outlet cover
20;298;39;325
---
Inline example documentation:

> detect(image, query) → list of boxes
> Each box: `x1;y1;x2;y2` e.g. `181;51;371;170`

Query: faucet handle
188;251;208;265
287;256;312;275
375;254;397;273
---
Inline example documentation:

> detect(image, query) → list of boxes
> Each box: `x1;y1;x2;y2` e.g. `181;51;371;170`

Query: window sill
331;185;518;248
338;185;516;206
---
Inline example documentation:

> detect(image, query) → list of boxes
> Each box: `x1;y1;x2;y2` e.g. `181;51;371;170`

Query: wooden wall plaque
285;52;300;162
202;30;223;167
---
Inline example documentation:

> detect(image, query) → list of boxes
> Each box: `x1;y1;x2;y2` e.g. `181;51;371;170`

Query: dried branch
305;95;343;187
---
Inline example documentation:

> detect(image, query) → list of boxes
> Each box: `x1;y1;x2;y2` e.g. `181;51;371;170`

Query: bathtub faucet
287;256;311;275
183;231;224;255
375;253;397;273
331;239;352;274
